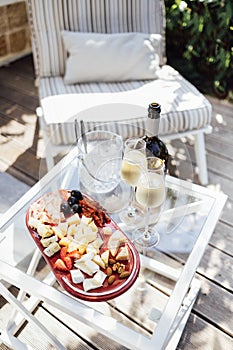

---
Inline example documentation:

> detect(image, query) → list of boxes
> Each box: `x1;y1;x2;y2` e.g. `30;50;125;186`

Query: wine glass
119;137;146;226
132;156;166;253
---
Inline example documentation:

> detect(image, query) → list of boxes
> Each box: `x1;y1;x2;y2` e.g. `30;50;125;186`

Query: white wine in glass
136;172;165;209
132;156;166;252
121;150;146;186
119;138;146;226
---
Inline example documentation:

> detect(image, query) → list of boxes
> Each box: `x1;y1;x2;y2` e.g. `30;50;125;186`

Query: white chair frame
26;0;212;185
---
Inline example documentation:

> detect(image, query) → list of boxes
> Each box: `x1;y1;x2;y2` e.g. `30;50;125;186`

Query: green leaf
198;16;204;32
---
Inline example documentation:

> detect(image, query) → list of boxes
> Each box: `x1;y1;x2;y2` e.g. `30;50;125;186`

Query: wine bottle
143;102;169;173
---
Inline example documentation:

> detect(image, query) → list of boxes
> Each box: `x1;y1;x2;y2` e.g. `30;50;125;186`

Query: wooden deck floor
0;55;232;349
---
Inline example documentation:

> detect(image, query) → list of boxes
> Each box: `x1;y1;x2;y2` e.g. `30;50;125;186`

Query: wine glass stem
144;207;150;239
127;186;136;217
142;207;151;255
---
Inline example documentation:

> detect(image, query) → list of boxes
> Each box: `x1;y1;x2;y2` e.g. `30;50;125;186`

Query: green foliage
165;0;233;98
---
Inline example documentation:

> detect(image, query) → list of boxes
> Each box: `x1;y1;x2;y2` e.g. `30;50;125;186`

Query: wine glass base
119;206;145;227
132;227;160;252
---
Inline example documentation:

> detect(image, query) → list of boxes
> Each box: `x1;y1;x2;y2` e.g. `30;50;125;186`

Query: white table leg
0;281;66;350
165;278;201;349
0;329;35;350
6;248;42;331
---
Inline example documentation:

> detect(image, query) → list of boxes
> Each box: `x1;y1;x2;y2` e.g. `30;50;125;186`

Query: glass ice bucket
77;130;123;194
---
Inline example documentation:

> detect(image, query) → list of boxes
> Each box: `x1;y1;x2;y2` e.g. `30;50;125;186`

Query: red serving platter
25;189;140;302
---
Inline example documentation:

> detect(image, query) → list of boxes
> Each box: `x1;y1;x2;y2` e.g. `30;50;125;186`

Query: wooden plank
0;343;11;350
35;303;129;350
48;259;173;330
2;294;232;350
4;304;96;350
0;249;179;348
173;242;233;292
204;152;233;180
168;146;232;211
0;68;37;98
0;134;46;183
1;278;232;350
206;135;233;161
208;97;233;127
0;171;29;213
178;313;233;350
198;247;233;290
208;201;231;229
0;97;37;126
169;139;233;181
7;55;36;79
0;113;39;154
192;277;233;337
41;274;174;348
206;174;232;203
171;245;233;336
0;83;38;111
210;221;233;256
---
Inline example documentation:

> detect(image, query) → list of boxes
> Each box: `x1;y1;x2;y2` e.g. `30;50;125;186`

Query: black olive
72;204;82;214
60;203;72;215
71;190;83;200
68;196;78;206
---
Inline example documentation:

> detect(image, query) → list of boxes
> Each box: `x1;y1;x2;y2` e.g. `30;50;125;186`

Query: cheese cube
67;241;79;253
108;230;127;256
70;269;84;284
37;212;49;224
116;246;129;261
37;223;53;238
28;217;40;229
59;222;68;234
78;252;95;263
67;224;78;236
88;220;98;233
78;243;88;255
93;270;107;285
52;223;67;239
86;246;98;255
85;260;99;275
83;278;98;292
74;226;84;240
59;237;72;247
83;270;107;292
89;237;103;250
67;214;81;226
83;226;97;243
74;260;99;276
81;215;92;225
73;262;92;276
40;235;58;247
44;242;60;257
101;250;109;266
92;254;105;269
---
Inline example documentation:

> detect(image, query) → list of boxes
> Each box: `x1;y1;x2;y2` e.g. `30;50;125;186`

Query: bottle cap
148;102;161;119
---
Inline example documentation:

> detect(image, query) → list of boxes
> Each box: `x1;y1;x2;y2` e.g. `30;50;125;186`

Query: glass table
0;147;227;350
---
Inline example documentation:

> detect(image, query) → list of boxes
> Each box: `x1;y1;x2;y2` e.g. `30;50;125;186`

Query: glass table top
0;147;227;350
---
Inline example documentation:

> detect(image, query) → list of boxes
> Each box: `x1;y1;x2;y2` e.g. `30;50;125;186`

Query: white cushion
61;31;162;84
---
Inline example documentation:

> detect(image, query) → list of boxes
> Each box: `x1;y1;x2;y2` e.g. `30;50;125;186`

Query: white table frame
0;148;227;350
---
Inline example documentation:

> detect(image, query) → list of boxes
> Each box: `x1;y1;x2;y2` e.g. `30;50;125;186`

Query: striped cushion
39;65;212;145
